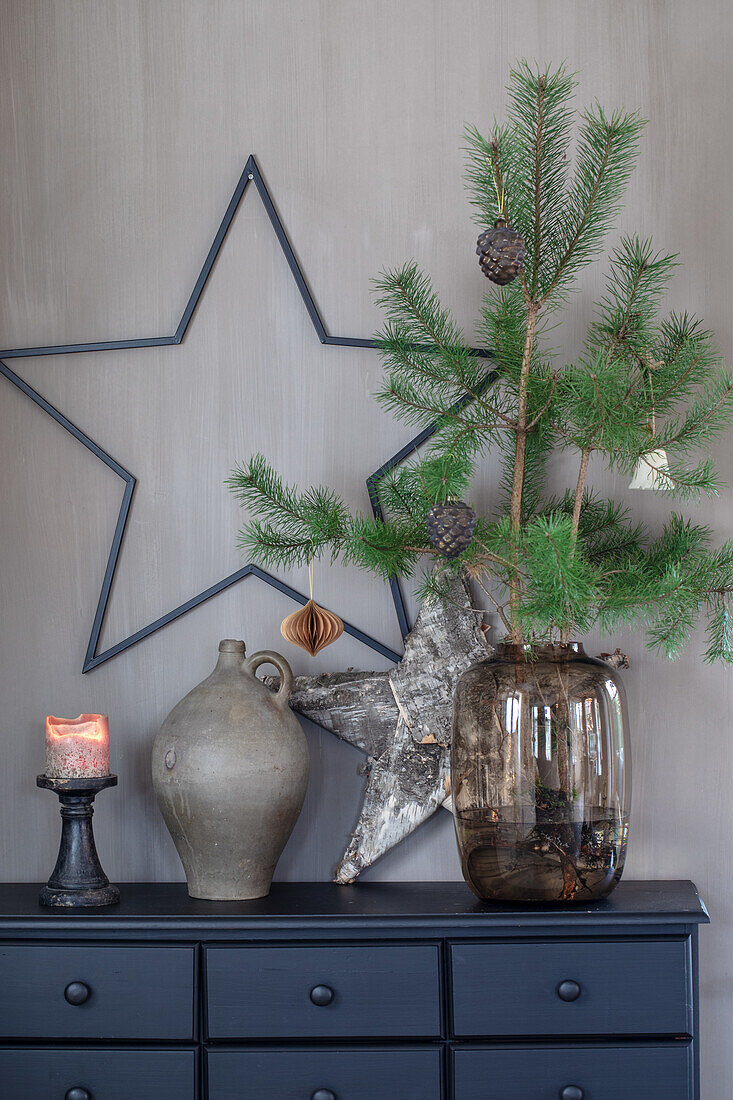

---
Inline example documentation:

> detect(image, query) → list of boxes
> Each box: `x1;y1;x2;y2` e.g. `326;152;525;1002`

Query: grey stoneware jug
152;639;309;900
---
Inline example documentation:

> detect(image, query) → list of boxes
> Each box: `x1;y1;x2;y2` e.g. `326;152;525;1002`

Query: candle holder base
37;774;120;908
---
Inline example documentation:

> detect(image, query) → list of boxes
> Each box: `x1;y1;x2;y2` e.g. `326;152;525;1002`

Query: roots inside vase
455;805;628;903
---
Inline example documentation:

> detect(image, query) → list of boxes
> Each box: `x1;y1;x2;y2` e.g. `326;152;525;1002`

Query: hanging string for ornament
489;138;510;225
280;556;344;656
476;137;526;286
629;351;672;490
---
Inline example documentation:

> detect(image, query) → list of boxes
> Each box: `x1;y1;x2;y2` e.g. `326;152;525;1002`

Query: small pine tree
228;62;733;661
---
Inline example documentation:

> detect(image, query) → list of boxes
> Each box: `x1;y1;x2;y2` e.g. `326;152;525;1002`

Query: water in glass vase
451;642;631;903
455;806;629;903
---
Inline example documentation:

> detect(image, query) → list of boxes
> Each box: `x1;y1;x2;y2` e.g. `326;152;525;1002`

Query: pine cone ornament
476;218;526;285
426;500;477;559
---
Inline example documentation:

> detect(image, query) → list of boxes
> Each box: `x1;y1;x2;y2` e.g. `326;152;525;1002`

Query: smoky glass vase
451;642;630;903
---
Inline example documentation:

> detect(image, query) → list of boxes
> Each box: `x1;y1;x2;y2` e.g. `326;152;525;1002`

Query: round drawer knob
309;984;334;1006
65;1089;92;1100
556;979;581;1002
560;1088;584;1100
64;981;91;1006
311;1091;336;1100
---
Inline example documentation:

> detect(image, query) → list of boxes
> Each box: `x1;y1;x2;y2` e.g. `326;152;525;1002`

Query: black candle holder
37;774;120;907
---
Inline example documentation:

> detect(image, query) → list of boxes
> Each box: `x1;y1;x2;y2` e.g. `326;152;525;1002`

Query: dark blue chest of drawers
0;880;708;1099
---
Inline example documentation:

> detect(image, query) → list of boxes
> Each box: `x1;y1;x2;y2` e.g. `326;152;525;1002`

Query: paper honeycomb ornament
281;598;344;656
280;561;344;656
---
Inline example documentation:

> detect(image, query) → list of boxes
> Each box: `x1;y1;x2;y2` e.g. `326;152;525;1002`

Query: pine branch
373;263;471;367
655;373;733;454
517;513;599;636
236;523;315;569
228;455;351;568
374;264;506;431
543;105;645;301
478;282;528;380
588;236;679;361
651;314;719;410
229;62;733;665
504;61;576;300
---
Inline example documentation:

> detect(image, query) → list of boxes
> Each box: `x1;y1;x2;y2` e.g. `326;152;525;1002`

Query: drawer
450;937;691;1037
0;945;195;1039
207;1046;442;1100
0;1047;196;1100
453;1042;692;1099
205;943;441;1038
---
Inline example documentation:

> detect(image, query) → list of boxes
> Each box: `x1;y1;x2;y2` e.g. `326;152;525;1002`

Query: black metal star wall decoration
0;155;495;674
2;157;493;677
0;156;389;672
2;155;497;875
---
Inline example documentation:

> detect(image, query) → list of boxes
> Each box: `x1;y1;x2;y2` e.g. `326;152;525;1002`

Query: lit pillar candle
45;714;110;779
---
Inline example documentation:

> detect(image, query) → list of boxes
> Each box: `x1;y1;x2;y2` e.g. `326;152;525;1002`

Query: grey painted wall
1;0;731;1090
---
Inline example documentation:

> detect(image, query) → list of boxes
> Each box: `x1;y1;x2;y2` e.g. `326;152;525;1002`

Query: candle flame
45;714;109;742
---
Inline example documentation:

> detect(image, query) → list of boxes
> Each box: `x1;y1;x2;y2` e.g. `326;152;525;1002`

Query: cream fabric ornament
628;449;672;490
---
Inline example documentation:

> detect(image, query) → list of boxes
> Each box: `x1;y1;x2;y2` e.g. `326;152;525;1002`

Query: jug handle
245;650;294;707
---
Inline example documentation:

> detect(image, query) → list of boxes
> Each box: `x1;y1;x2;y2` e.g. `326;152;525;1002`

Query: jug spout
215;638;246;670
